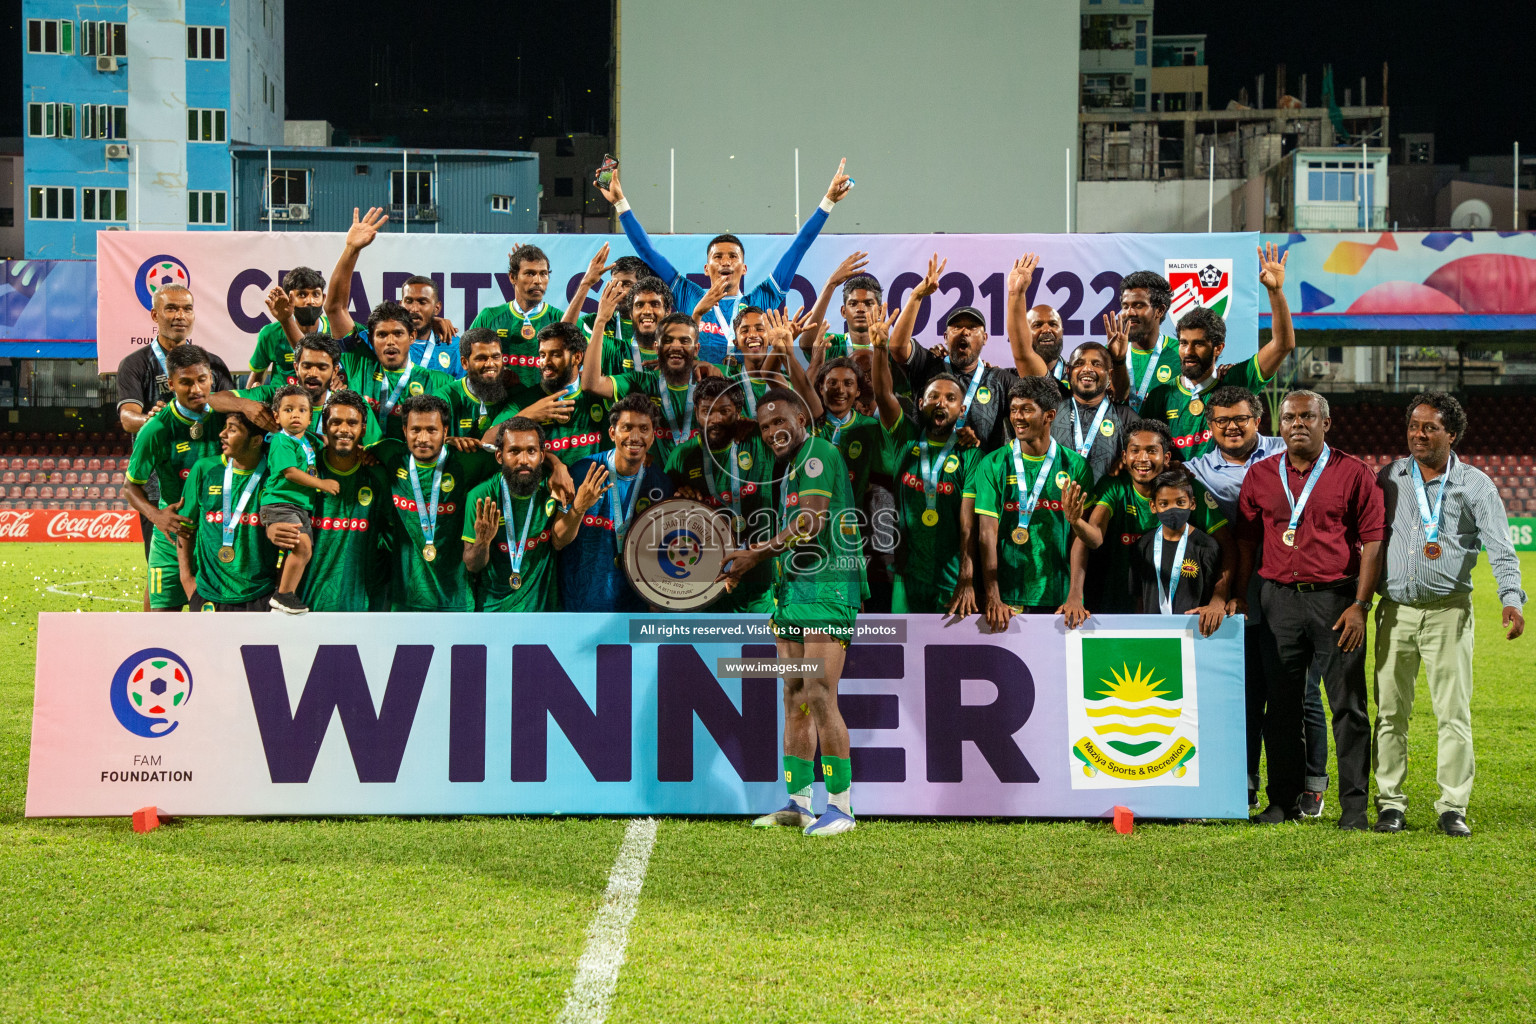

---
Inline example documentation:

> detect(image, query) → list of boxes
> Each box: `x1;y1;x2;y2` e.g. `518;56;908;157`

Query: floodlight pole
794;148;800;231
1064;147;1071;233
1515;141;1521;230
669;148;675;234
1208;146;1214;232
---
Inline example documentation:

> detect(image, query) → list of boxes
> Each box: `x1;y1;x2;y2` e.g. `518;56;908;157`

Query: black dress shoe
1374;808;1406;833
1253;803;1301;824
1438;811;1472;837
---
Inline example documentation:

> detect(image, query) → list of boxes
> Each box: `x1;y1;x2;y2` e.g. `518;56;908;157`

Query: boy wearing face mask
250;267;329;383
1131;469;1227;636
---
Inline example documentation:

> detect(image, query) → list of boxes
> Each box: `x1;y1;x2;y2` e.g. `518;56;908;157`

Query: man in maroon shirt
1235;390;1385;828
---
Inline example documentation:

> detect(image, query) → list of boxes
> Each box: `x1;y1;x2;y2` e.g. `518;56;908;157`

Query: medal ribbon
824;410;854;446
379;362;415;419
1071;398;1111;458
1180;373;1216;408
510;300;547;330
948;358;988;435
918;430;961;520
1131;336;1167;408
659;382;696;445
407;448;447;547
149;340;170;385
1279;444;1331;537
604;451;644;558
712;295;740;360
499;476;540;579
172;398;204;426
417;336;437;371
1157;524;1193;615
1010;438;1059;534
220;456;266;551
702;442;742;518
1409;455;1451;545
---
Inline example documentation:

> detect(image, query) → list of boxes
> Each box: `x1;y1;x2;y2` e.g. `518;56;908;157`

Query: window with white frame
188;191;227;225
82;188;128;222
491;194;513;213
83;105;128;140
391;169;433;207
29;186;76;221
187;108;227;143
186;25;226;60
27;102;74;139
80;21;127;57
26;19;74;54
1305;160;1377;205
268;169;309;207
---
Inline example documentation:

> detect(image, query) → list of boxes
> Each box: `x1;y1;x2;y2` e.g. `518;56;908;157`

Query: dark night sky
1;1;1524;163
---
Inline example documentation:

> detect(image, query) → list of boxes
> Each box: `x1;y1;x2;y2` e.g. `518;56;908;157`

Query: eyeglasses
1210;415;1255;428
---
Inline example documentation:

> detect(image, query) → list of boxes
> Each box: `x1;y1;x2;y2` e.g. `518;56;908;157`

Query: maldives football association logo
109;648;194;737
134;255;192;311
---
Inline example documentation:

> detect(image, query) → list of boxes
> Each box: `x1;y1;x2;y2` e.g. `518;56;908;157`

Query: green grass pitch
1;543;1532;1022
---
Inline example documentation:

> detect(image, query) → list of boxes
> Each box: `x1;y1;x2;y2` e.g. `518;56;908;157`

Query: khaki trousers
1372;593;1476;816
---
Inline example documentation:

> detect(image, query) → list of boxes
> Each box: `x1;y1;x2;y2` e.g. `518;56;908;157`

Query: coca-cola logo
0;509;36;538
46;511;136;540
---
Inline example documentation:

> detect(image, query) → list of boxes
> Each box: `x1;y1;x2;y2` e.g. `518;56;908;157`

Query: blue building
21;0;284;257
228;144;539;234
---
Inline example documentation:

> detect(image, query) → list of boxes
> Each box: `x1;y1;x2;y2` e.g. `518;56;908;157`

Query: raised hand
473;496;500;545
914;254;947;300
595;276;627;324
693;274;732;317
762;307;796;352
264;285;293;323
519;393;576;424
596;168;624;205
829;250;870;286
1062;480;1088;523
1102;310;1130;362
1258;241;1287;292
581;243;614;286
346;206;387;250
825;158;853;203
1007;252;1040;297
869;303;897;349
574;463;611;514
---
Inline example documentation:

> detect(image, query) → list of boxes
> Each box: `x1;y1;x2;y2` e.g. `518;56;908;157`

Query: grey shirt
1377;455;1526;609
1049;394;1133;484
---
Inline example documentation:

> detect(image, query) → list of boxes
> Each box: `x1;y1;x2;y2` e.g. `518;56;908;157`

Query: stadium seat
87;457;101;471
15;471;30;484
86;486;101;500
110;471;125;485
6;487;19;500
24;457;37;469
63;471;78;485
39;457;54;471
22;486;36;500
46;472;62;485
38;486;53;499
69;486;84;500
1;472;12;485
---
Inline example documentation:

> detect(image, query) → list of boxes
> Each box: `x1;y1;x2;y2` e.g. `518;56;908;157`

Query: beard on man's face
503;464;541;498
471;374;508;406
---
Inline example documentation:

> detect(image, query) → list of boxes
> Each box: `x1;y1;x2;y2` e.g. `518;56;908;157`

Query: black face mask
293;306;324;328
1157;507;1192;531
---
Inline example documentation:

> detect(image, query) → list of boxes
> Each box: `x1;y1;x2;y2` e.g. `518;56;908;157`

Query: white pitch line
555;817;659;1024
45;579;137;604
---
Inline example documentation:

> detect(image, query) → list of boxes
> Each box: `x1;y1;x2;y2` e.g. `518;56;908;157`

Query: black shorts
194;592;274;612
259;503;313;538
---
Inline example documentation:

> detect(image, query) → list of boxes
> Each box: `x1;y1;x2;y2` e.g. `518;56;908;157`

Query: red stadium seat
86;487;101;500
1;472;13;485
1522;454;1534;467
21;486;36;499
63;471;78;485
110;471;125;484
39;457;54;471
1517;488;1532;501
24;457;37;470
44;502;60;510
87;457;101;471
38;486;53;499
6;487;19;500
16;471;31;484
69;486;85;500
93;501;108;511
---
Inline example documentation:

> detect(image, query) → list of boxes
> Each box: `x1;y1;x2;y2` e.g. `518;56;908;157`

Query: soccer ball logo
109;648;193;738
134;255;192;311
1198;264;1224;288
657;529;702;580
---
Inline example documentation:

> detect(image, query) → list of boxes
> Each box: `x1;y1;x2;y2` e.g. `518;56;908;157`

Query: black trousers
1257;580;1370;815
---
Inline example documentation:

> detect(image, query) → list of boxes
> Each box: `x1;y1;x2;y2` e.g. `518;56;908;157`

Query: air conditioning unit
105;225;126;231
1307;360;1329;379
1113;75;1131;88
1114;15;1132;26
286;203;310;221
104;143;129;160
96;56;119;72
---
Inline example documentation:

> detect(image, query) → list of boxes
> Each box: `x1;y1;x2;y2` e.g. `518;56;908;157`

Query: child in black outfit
1131;469;1227;636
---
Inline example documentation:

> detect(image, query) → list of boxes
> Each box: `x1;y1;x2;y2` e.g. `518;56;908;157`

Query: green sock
822;755;852;814
784;755;815;804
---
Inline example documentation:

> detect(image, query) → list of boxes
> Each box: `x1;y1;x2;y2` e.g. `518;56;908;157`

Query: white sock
828;788;852;815
789;789;812;811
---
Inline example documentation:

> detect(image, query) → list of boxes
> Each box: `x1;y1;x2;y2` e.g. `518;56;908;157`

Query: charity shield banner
27;611;1247;820
95;231;1262;373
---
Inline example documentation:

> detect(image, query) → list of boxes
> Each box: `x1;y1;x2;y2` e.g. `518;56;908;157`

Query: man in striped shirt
1370;391;1526;837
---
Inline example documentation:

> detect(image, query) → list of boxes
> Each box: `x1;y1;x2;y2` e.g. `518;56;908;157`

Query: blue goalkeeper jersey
558;455;675;612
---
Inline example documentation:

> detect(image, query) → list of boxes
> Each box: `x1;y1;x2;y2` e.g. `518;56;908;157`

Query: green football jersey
497;383;612;465
815;411;887;506
459;475;560;612
971;440;1094;609
469;300;564;390
885;413;982;596
1088;473;1228;614
774;435;864;609
261;429;325;508
182;454;280;604
124;403;223;509
664;433;776;613
373;440;498;611
436;377;515;439
818;332;912;398
338;351;452;443
1126;335;1182;412
298;454;392;612
581;312;657;377
248;316;328;376
1140;354;1270;459
611;369;700;467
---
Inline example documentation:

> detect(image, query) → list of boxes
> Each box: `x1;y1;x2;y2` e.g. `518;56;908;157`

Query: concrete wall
1436;179;1536;232
615;0;1078;234
1076;178;1245;233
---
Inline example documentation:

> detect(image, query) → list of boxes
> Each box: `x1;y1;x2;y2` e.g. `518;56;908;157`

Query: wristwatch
1353;597;1373;611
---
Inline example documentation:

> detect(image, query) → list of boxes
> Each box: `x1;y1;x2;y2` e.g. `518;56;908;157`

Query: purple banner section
27;612;1247;821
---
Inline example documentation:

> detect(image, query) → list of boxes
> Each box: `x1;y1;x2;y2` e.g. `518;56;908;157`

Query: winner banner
96;231;1261;373
27;613;1247;820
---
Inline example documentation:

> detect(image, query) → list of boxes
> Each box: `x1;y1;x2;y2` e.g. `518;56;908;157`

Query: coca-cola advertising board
0;509;141;542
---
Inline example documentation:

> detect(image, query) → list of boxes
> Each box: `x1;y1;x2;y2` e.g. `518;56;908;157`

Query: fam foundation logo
1067;632;1198;788
109;648;194;737
135;255;192;310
